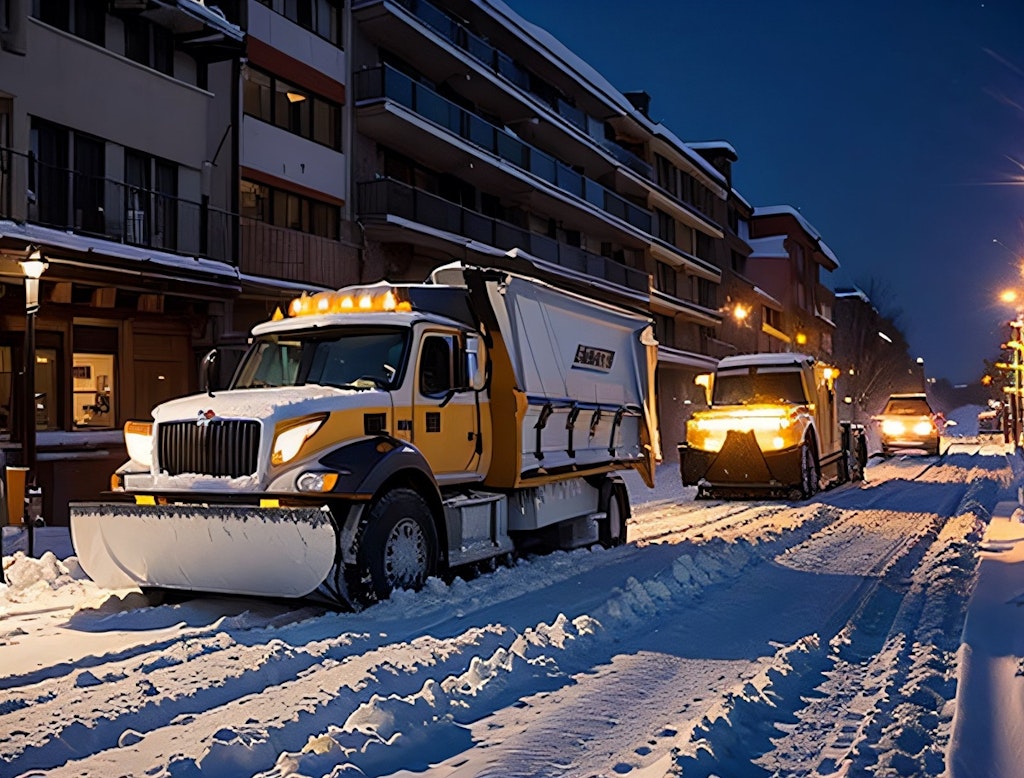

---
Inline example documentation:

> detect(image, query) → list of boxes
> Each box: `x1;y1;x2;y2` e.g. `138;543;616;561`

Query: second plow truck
71;261;660;607
678;352;867;499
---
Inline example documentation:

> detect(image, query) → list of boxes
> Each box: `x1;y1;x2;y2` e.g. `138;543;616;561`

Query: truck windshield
713;370;808;406
233;329;408;390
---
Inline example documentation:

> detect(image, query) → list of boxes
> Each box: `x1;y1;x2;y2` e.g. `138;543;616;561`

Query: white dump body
435;264;659;478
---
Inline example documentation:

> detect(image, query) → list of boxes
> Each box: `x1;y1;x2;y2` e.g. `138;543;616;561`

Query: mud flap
70;502;338;599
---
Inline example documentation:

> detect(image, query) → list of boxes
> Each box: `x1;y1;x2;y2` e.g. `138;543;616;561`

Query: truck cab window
233;329;407;390
420;335;453;396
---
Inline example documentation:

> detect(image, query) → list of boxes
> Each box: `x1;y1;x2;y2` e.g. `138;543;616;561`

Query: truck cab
679;353;866;499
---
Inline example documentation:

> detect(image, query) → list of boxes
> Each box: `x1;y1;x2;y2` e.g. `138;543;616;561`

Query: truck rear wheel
598;480;629;548
353;488;438;604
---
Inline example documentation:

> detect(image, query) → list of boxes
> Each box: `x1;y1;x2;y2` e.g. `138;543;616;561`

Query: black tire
799;439;819;499
598;480;629;548
351;488;438;604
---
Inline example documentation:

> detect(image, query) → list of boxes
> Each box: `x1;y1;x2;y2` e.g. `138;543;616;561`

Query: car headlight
913;421;935;436
124;420;153;468
272;415;327;465
881;420;905;437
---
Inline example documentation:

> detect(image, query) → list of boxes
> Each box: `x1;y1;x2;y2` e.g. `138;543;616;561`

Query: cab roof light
286;286;413;318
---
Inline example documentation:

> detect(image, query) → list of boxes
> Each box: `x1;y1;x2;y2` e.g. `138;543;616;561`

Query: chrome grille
157;419;261;478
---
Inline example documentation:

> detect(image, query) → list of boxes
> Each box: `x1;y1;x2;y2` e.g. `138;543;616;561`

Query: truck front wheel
799;440;820;499
353;488;438;604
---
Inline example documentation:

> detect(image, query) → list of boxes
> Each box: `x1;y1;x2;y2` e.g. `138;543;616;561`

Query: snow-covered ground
1;435;1022;777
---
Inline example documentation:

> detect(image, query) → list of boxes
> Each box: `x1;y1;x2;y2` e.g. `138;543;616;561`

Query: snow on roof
718;352;815;369
179;0;243;40
753;205;841;269
687;140;739;157
479;0;727;191
747;235;789;259
834;286;872;303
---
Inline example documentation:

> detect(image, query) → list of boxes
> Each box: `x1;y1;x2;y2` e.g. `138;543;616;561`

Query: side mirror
465;335;486;391
694;373;713;406
200;348;219;396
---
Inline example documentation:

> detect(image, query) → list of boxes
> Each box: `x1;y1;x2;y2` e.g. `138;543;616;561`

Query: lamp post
20;250;47;550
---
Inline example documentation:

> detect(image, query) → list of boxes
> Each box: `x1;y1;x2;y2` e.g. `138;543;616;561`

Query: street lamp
20;249;47;543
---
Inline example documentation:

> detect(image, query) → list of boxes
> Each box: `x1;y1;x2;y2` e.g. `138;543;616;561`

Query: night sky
505;0;1024;385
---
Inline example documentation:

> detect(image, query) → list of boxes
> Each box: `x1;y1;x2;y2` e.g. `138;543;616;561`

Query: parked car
875;393;941;456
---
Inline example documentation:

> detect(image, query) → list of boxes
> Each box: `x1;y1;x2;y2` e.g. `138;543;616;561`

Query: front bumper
679;429;802;491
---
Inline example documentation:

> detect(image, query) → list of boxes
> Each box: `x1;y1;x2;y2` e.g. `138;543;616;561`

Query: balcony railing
357;177;650;295
355;65;653;234
365;0;654;179
0;147;235;263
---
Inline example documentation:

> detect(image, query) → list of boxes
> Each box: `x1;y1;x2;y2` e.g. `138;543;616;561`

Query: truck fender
318;436;439;500
319;437;446;566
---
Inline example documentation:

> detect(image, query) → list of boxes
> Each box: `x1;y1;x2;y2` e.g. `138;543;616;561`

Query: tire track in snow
32;502;847;777
750;451;1013;777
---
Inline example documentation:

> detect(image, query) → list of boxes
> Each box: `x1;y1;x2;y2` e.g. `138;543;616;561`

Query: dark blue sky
506;0;1024;384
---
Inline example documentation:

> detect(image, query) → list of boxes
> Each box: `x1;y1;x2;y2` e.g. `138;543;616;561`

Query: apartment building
0;3;250;522
348;0;730;451
747;205;839;361
0;0;846;520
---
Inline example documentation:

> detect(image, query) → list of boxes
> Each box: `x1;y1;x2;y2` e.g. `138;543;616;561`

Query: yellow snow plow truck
678;353;866;499
70;262;660;607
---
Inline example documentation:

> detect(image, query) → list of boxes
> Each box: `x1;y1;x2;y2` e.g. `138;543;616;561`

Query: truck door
411;331;481;482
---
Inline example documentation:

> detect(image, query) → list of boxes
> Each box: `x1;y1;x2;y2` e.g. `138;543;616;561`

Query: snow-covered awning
0;220;242;296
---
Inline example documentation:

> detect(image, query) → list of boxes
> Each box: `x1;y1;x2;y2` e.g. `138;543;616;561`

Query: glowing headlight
272;416;327;465
124;420;153;468
881;420;905;437
297;471;339;492
913;421;935;436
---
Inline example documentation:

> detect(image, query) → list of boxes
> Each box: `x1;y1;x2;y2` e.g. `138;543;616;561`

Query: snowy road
0;440;1019;777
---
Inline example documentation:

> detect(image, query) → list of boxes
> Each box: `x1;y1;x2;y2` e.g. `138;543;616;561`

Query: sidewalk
947;501;1024;777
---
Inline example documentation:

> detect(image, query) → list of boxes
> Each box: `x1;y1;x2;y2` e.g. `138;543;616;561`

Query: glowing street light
20;249;47;550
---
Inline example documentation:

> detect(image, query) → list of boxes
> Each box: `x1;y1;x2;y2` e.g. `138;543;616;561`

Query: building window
763;306;781;330
125;149;179;249
73;133;105;234
655;208;675;245
125;16;174;76
655;261;677;298
73;354;115;428
731;250;746;275
243;66;341;150
696;277;717;310
258;0;342;45
241;178;339;239
36;0;105;45
653;314;675;349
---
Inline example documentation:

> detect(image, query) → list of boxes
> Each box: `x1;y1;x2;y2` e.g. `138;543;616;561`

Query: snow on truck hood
151;385;385;424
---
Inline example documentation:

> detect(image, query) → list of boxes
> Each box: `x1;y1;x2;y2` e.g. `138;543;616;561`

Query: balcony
355;65;653;238
352;0;654;180
0;147;234;264
239;218;360;289
650;288;722;327
357;177;650;301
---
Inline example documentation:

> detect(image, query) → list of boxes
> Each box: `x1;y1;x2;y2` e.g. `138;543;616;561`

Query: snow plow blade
70;502;338;599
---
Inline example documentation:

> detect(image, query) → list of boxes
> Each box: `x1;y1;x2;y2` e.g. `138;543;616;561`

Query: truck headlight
272;415;327;465
297;471;339;492
124;420;153;467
